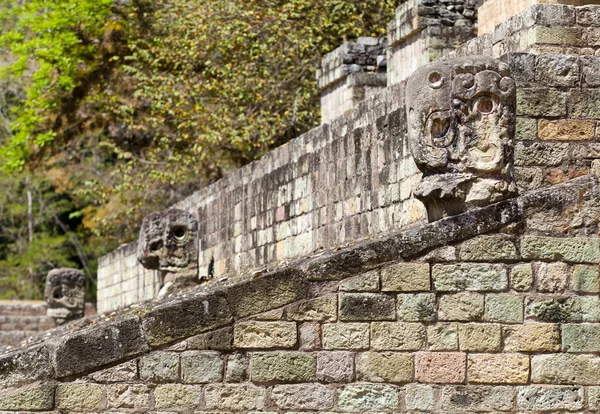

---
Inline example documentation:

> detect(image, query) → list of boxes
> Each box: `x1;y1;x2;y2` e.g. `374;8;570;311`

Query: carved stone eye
172;225;188;241
428;72;443;88
476;97;495;114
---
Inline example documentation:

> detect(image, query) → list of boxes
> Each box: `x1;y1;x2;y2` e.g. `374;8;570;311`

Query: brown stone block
468;353;530;384
415;352;466;384
539;119;596;141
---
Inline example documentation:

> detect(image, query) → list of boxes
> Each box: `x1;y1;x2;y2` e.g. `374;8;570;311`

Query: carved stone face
44;268;85;325
405;56;517;220
137;209;198;275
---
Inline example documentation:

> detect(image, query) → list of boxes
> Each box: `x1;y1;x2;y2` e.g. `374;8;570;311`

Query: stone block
484;293;523;323
339;270;380;292
432;263;508;292
251;351;315;382
106;384;151;409
337;384;399;411
322;323;369;350
562;324;600;352
427;323;458;351
535;55;580;87
225;352;248;382
233;321;297;348
272;384;335;410
187;326;234;351
569;89;600;119
415;352;466;384
299;322;321;351
536;262;570;293
515;141;569;167
139;351;179;382
458;324;502;352
405;383;435;411
317;351;354;383
86;360;138;383
338;292;396;321
539;119;596;141
458;236;518;261
438;292;484;321
516;117;537;141
204;383;266;411
181;351;223;383
381;262;430;291
526;296;600;323
397;293;436;322
441;385;515;412
582;56;600;87
356;351;413;383
0;345;54;389
521;236;600;263
0;384;55;410
55;383;104;410
572;265;600;293
286;295;337;321
517;386;583;411
532;353;600;385
511;263;533;291
503;323;560;352
371;322;425;351
517;88;566;117
530;26;584;46
468;353;529;384
589;386;600;409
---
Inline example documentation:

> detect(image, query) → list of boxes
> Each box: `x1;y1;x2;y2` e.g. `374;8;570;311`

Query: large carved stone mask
137;209;199;275
44;268;85;325
406;56;517;220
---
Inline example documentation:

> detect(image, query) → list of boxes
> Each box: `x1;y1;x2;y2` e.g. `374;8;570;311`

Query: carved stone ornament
44;268;86;325
405;56;517;221
137;209;199;297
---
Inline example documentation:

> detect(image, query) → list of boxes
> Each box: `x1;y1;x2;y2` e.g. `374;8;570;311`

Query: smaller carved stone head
137;209;199;278
406;56;517;220
44;268;86;325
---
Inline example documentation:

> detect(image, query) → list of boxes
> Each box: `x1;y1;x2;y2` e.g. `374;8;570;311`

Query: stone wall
0;302;54;347
2;176;600;413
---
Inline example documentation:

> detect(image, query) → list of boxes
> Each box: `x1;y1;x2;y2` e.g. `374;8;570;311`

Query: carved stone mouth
427;110;454;148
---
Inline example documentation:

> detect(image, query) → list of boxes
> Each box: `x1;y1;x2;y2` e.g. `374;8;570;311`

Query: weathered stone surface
316;351;354;383
572;265;600;293
0;383;54;410
233;321;297;348
55;383;103;410
299;322;321;351
405;383;435;411
106;384;151;409
415;352;466;384
139;351;179;382
356;352;413;383
510;263;533;291
441;385;515;412
187;326;234;351
536;262;569;293
503;324;560;352
458;236;518;261
339;270;379;292
286;296;337;322
568;89;600;119
397;293;436;322
381;263;430;291
535;55;579;87
322;323;369;350
141;292;232;346
539;119;596;141
204;383;266;411
154;384;200;408
517;88;566;117
251;352;315;382
52;317;149;378
271;384;335;410
44;268;86;325
527;296;600;323
484;293;523;323
371;322;425;351
438;292;484;321
521;236;600;263
225;352;248;382
532;353;600;385
337;384;399;411
459;324;501;352
468;353;529;384
85;360;138;383
433;263;507;292
0;345;53;388
338;293;396;321
181;351;223;383
562;323;600;352
590;386;600;410
517;386;583;411
427;323;458;351
225;269;309;317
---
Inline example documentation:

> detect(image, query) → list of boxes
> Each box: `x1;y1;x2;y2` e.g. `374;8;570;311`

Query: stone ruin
44;268;86;325
2;0;600;413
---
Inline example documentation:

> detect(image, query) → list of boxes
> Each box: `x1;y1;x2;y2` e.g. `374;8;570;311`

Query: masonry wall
0;302;54;347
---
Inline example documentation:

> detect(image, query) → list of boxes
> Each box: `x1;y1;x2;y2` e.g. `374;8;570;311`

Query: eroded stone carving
137;209;199;297
406;56;517;221
44;268;85;325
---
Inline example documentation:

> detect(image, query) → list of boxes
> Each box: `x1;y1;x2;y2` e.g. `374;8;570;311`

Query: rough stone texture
441;385;515;412
106;384;151;409
233;321;297;348
433;263;508;292
381;263;430;291
572;265;600;293
503;324;561;352
427;323;458;351
521;236;600;263
562;323;600;352
484;293;524;323
55;383;103;410
250;352;315;382
458;324;502;352
517;386;584;411
356;352;413;383
139;351;179;382
338;293;396;321
468;354;529;384
337;384;399;411
535;262;570;293
532;353;600;385
511;263;534;291
181;351;223;383
458;236;518;261
271;383;335;410
204;383;266;411
339;271;379;292
299;322;321;351
154;384;200;409
44;268;86;325
225;352;248;382
405;383;435;411
397;293;436;322
371;322;426;351
316;351;354;383
438;292;484;321
322;323;369;350
286;296;337;322
0;383;54;410
415;352;466;384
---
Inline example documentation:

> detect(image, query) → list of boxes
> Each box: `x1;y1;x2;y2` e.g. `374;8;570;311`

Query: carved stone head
44;268;86;325
405;56;517;220
137;209;198;283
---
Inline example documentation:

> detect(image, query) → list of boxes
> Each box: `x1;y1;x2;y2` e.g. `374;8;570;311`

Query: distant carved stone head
406;56;517;220
44;268;85;325
137;208;198;279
